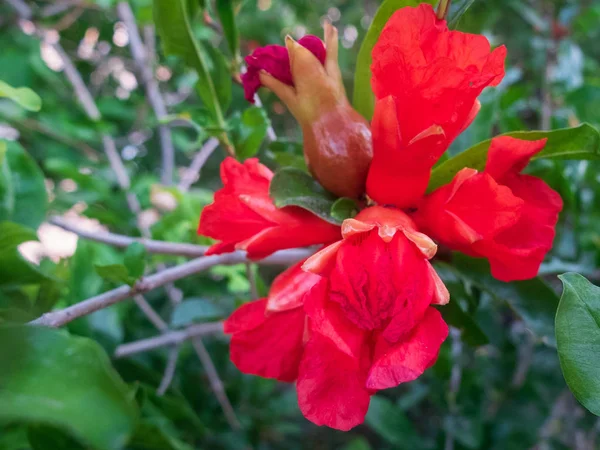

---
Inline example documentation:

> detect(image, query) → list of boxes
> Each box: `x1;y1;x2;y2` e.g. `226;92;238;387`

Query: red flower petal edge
415;136;563;281
367;4;506;208
197;157;341;259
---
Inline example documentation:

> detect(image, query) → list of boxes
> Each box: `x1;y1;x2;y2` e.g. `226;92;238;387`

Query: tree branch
178;137;219;192
117;2;174;185
31;249;309;327
191;337;241;429
49;215;210;257
115;322;224;358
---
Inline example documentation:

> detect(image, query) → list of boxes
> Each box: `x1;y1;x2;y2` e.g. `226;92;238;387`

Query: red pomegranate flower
367;3;507;208
198;2;563;433
297;207;449;430
415;136;563;281
197;157;340;259
224;261;319;382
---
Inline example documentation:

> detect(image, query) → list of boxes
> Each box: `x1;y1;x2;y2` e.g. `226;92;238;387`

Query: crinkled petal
473;174;562;281
303;278;366;359
415;169;523;250
370;4;506;178
366;307;448;390
297;332;371;431
225;299;305;382
485;136;547;182
267;260;320;312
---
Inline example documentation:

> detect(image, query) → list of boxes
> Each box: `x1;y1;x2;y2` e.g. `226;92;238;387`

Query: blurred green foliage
0;0;599;449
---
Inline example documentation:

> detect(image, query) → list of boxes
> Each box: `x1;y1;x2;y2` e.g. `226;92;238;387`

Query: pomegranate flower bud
244;25;373;199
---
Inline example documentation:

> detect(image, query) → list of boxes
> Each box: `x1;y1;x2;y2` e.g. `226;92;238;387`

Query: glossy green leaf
453;254;559;345
330;197;358;223
153;0;226;124
0;221;52;287
0;325;138;450
428;124;600;191
234;107;269;159
269;167;340;224
215;0;240;63
556;273;600;416
3;142;47;229
0;79;42;111
124;243;147;280
95;264;137;287
170;298;224;328
352;0;436;120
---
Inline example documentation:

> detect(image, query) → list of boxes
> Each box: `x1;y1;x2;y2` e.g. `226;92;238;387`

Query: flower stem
436;0;452;20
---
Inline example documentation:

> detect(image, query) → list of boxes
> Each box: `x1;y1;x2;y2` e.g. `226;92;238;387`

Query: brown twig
191;337;241;429
157;344;181;396
117;2;175;185
114;321;224;357
178;138;220;192
31;249;309;328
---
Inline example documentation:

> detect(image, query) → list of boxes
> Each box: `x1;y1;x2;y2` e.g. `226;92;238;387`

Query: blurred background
0;0;599;449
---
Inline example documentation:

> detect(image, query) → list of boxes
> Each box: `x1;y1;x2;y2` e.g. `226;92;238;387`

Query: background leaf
429;124;600;191
0;325;138;450
0;80;41;111
556;273;600;416
170;298;224;328
3;141;47;229
453;254;559;345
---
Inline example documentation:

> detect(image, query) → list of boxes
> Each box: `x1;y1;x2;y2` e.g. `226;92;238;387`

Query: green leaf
428;124;600;191
0;142;14;220
269;167;339;224
170;298;223;328
268;139;307;171
234;107;269;159
0;79;42;111
330;198;358;223
453;254;559;345
0;221;52;287
365;396;424;447
0;325;138;450
153;0;226;124
3;142;48;229
124;243;147;280
215;0;240;63
448;0;477;28
27;425;85;450
95;264;137;287
202;45;232;113
352;0;436;120
556;273;600;416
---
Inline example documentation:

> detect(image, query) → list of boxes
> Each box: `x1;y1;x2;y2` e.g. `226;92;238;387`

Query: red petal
241;36;326;102
473;174;562;281
327;230;433;342
484;136;548;182
366;96;438;208
370;4;506;175
366;307;448;390
415;169;523;250
266;260;320;312
297;332;371;431
303;278;366;359
226;299;305;382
